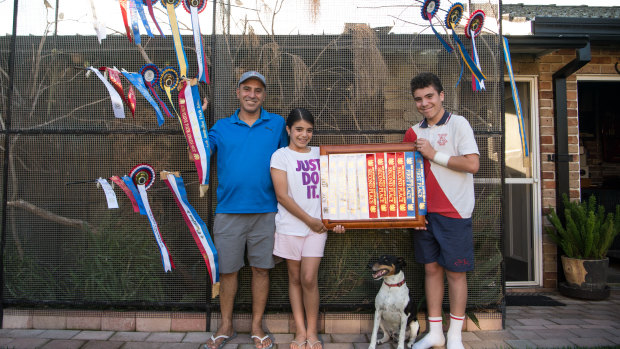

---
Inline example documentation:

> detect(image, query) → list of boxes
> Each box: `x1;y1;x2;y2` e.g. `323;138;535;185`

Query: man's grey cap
237;71;266;88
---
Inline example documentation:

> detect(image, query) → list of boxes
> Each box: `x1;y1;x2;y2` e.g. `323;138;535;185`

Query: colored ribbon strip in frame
163;172;219;295
184;0;210;84
503;36;529;157
414;151;427;216
121;69;164;126
144;0;165;36
88;67;125;119
163;0;189;78
137;183;175;272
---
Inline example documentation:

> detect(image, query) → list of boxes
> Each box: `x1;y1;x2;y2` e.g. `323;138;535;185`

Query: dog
367;255;419;349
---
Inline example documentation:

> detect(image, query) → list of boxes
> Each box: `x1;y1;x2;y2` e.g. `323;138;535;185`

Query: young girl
270;108;344;349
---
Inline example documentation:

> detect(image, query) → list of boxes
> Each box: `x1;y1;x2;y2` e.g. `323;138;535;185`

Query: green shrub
546;194;620;259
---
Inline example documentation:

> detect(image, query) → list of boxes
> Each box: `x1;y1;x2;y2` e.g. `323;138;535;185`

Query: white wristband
433;151;450;167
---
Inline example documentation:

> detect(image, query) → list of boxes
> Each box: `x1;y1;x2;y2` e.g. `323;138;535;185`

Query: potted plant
546;194;619;300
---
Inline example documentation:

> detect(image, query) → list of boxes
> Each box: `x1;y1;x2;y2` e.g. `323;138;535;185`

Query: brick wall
510;46;620;288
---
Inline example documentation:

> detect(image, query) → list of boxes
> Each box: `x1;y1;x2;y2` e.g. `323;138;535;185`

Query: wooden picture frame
319;143;427;229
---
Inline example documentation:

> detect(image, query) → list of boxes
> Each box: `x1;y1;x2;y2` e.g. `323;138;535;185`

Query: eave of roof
502;4;620;55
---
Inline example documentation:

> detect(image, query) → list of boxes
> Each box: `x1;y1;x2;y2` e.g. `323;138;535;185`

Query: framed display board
319;143;427;229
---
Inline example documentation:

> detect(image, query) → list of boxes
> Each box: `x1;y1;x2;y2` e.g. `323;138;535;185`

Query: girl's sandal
290;339;307;349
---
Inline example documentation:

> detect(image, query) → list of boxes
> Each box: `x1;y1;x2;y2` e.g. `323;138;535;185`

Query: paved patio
0;290;618;349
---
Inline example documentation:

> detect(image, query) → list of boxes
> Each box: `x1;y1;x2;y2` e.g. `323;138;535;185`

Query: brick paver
1;290;619;348
40;338;86;349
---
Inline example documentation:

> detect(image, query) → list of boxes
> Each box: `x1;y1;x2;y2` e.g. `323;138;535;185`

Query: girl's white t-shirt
270;146;321;237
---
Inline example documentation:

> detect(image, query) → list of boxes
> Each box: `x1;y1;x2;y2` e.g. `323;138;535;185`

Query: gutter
552;40;590;214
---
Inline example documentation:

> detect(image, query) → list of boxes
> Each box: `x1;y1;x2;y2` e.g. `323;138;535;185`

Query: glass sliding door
504;76;542;285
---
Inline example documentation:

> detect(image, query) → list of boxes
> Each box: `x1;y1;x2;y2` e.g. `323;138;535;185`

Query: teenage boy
404;72;479;349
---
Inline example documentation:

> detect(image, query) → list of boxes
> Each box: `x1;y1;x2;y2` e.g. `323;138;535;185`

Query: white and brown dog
368;255;419;349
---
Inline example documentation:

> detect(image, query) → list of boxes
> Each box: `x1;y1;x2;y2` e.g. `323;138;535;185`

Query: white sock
412;316;445;349
446;314;465;349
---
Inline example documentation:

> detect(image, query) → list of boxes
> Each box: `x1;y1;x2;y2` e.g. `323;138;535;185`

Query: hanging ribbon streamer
144;0;165;36
129;0;142;45
89;0;107;43
137;183;175;272
445;3;486;87
503;36;529;158
135;0;155;38
122;69;165;126
100;67;126;102
466;10;486;91
183;0;210;84
122;175;147;214
163;171;219;297
128;86;137;118
97;178;119;209
162;0;189;78
120;164;173;272
110;175;141;213
178;80;211;197
88;67;125;119
421;0;453;53
140;64;174;120
119;0;133;42
445;3;463;87
105;67;135;117
160;66;181;116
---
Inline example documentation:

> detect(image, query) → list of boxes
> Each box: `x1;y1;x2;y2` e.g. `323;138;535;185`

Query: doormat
505;295;566;306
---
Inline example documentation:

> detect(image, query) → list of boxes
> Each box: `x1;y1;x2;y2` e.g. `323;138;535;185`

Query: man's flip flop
251;334;274;349
204;332;237;349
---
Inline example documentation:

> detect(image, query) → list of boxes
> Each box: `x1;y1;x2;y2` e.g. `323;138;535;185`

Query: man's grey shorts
214;213;276;274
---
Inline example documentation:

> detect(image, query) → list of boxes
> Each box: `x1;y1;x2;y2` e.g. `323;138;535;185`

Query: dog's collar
384;280;405;287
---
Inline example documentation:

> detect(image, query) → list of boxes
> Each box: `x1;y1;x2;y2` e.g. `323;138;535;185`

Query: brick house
502;4;620;289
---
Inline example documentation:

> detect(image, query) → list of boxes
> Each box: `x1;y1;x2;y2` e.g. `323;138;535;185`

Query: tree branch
7;200;98;234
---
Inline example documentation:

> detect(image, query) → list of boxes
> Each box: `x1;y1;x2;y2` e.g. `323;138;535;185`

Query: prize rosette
445;3;464;30
182;0;207;13
161;0;180;8
420;0;440;20
465;9;485;38
130;163;156;190
140;63;160;87
160;66;180;91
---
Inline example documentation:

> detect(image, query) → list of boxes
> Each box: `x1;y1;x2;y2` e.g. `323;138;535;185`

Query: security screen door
504;77;542;285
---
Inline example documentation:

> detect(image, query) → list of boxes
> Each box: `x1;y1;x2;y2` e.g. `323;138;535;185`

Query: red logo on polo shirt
437;133;448;146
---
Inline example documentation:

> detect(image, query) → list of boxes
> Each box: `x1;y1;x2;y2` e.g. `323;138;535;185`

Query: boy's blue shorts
413;212;474;272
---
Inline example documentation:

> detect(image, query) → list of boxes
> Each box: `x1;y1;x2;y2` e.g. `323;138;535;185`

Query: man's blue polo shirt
208;107;288;213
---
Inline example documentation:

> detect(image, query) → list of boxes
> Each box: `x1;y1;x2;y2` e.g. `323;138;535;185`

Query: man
205;71;288;349
403;72;479;349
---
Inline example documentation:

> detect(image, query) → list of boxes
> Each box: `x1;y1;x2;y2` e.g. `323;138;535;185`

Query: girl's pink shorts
273;230;327;261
